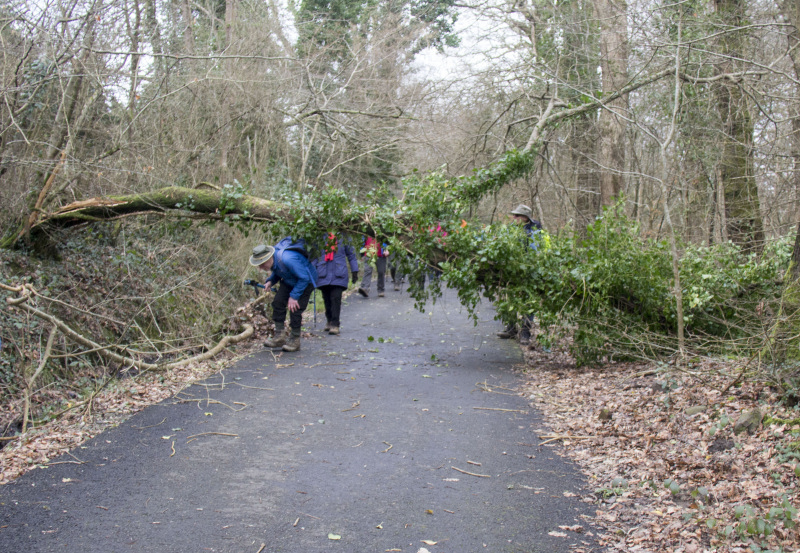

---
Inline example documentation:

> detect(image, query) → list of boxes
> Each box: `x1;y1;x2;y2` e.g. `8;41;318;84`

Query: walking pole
313;289;317;326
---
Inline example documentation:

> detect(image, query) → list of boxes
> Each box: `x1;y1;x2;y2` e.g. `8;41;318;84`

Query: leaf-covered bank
521;347;800;553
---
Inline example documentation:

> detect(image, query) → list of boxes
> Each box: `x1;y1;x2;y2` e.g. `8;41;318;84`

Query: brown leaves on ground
519;346;800;553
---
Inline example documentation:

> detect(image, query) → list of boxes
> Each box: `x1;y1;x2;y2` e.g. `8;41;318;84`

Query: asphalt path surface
0;286;599;553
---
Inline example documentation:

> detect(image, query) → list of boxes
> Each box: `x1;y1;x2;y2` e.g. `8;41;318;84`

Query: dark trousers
318;284;345;325
272;282;314;331
388;253;404;283
521;314;534;337
360;256;386;293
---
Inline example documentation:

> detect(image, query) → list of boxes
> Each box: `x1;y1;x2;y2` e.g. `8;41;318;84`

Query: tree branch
5;288;254;373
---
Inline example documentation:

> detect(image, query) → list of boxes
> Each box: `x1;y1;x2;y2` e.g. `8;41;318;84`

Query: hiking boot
496;325;517;339
323;321;332;332
378;291;385;297
264;329;287;348
358;287;369;297
328;326;340;335
282;333;301;352
519;331;531;346
393;283;400;291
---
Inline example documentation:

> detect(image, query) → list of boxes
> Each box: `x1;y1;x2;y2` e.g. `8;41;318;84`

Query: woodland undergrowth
0;219;259;435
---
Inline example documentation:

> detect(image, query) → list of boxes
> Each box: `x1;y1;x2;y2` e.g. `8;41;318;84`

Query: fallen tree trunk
7;186;293;247
12;184;455;268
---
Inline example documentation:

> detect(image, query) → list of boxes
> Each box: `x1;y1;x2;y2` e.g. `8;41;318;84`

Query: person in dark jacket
358;236;387;298
312;233;359;335
497;204;543;345
250;241;318;352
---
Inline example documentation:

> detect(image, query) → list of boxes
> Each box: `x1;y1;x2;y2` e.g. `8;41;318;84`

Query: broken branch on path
232;383;274;391
174;398;247;411
473;407;527;413
185;432;239;441
538;434;593;445
45;451;86;466
475;382;518;395
132;417;167;430
451;466;490;478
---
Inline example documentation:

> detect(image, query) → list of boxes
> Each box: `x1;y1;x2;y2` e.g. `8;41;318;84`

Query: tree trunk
18;186;290;241
767;0;800;367
766;223;800;365
572;115;601;238
180;0;195;55
225;0;238;47
779;0;800;226
594;0;629;207
713;0;764;252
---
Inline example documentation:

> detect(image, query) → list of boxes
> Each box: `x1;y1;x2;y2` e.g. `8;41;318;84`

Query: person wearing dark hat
497;204;543;345
249;241;317;352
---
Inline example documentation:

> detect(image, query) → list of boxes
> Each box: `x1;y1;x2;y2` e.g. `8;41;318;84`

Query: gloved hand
352;272;359;284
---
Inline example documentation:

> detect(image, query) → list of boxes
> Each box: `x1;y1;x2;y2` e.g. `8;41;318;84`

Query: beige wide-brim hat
510;204;534;222
249;244;275;266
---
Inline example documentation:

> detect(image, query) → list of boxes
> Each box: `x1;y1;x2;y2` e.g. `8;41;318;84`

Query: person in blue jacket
312;233;359;335
250;240;318;352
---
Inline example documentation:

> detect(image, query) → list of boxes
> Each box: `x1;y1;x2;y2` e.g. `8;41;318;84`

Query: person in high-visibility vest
496;204;544;346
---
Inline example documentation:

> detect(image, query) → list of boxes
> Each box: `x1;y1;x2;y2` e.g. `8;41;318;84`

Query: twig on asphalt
473;407;527;413
342;400;361;412
476;381;518;395
186;432;239;440
132;417;167;429
46;451;87;466
233;383;275;390
539;434;593;445
451;466;490;478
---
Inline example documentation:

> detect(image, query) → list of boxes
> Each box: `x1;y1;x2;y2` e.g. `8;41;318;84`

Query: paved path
0;287;598;553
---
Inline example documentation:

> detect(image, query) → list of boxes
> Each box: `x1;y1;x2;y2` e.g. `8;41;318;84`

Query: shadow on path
0;287;599;553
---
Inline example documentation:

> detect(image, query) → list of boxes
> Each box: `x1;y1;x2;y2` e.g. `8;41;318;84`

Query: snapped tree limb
3;283;254;373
